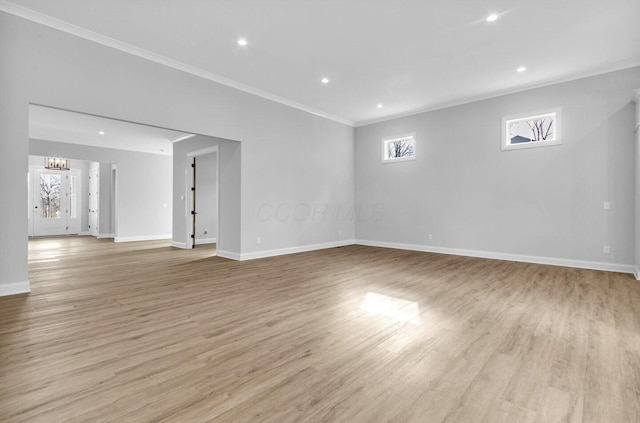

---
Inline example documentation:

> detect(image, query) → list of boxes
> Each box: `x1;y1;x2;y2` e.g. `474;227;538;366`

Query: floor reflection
359;291;421;325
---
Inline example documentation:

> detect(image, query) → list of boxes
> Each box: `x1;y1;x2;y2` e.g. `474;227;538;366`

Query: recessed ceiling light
237;38;248;46
98;131;105;135
321;77;329;84
516;66;527;73
486;14;498;22
377;104;383;109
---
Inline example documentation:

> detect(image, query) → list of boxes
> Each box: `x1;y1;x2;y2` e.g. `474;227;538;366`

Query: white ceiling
6;0;640;126
29;105;191;155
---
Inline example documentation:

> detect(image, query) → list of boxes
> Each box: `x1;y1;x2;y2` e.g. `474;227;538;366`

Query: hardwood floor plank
583;320;628;423
0;237;638;422
443;352;520;422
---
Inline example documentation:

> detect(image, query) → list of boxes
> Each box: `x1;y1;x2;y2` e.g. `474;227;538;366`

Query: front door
32;169;82;237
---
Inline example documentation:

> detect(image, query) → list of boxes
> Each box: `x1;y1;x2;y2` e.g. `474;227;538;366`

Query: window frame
381;133;416;163
501;108;562;151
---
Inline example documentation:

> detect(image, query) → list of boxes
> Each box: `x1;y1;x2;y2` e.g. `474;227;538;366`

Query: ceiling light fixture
486;14;498;22
321;77;329;84
377;104;383;109
44;157;70;170
516;66;527;73
237;38;248;46
98;131;105;135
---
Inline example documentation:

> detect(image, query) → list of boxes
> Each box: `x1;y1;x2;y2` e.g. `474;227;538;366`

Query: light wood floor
1;237;639;422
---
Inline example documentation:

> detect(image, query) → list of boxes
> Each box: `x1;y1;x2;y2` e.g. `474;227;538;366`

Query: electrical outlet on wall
428;234;433;240
257;237;261;245
603;246;610;254
204;229;208;235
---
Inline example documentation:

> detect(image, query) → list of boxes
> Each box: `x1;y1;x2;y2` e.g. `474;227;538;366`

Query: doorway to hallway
187;146;218;249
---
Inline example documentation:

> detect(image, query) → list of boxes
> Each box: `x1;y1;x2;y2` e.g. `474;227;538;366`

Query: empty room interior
1;1;640;422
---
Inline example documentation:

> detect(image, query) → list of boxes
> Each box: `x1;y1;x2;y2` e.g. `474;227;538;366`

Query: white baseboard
217;250;241;260
171;239;216;249
97;233;115;239
180;236;637;277
0;281;31;297
171;241;187;249
240;240;355;261
356;239;636;275
114;234;172;243
79;231;91;236
196;237;217;245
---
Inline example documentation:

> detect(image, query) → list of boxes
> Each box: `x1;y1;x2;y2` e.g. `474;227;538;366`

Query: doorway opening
29;164;82;237
28;156;118;240
28;104;184;243
186;146;219;250
27;104;242;267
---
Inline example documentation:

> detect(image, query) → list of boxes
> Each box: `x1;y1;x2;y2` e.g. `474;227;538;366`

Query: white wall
355;67;640;271
194;152;218;243
99;162;114;237
0;13;30;295
0;12;354;294
30;139;172;241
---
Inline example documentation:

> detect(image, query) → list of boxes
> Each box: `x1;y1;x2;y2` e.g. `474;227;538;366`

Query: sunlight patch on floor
359;292;421;325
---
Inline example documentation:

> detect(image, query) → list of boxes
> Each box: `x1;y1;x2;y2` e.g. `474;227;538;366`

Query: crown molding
170;134;196;143
355;59;640;127
3;1;638;130
0;1;355;127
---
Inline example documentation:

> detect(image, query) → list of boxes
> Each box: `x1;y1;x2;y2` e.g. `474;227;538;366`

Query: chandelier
44;157;70;170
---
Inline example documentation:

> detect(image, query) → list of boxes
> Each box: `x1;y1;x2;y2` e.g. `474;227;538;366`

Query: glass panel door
31;168;83;237
32;170;68;237
39;173;62;219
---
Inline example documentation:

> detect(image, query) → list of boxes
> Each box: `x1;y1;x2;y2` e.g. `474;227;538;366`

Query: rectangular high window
502;109;561;150
382;133;416;163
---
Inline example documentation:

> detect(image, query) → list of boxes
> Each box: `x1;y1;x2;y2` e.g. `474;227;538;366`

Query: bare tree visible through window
389;139;414;159
383;135;415;162
40;174;61;218
525;117;554;141
504;111;559;150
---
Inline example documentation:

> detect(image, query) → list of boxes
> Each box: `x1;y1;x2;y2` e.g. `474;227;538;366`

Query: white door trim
88;166;99;237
